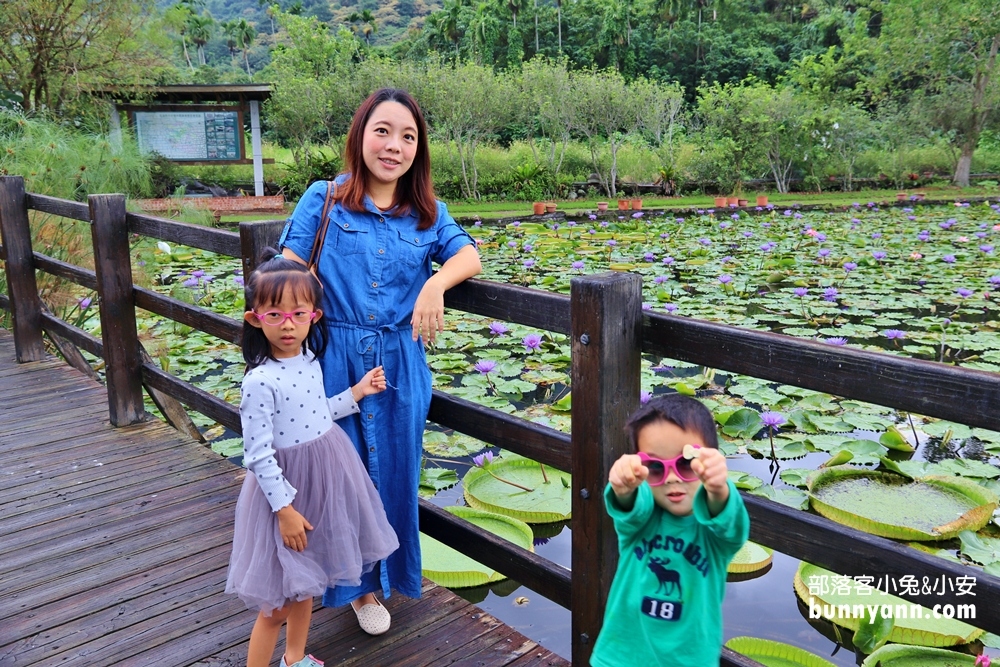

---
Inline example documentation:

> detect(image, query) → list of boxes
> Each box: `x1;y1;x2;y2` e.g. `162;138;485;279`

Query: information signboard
134;110;241;161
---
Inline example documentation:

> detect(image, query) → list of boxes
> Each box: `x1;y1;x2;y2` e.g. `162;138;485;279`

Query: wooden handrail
3;177;1000;663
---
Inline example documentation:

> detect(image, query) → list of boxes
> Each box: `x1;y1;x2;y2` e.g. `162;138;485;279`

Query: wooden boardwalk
0;330;569;667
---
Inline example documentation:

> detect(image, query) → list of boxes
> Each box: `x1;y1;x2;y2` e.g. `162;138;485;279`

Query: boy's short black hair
624;394;719;451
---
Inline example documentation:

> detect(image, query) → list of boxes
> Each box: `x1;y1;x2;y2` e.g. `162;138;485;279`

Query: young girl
225;249;399;667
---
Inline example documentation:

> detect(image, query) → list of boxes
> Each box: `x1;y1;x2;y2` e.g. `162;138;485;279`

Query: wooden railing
2;174;999;667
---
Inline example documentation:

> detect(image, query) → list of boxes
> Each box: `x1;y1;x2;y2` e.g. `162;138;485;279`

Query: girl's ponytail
242;248;328;370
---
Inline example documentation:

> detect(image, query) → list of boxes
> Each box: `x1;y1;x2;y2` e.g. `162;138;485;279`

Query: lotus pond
98;199;1000;664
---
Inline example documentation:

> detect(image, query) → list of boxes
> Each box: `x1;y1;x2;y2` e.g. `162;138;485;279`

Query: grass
444;185;1000;220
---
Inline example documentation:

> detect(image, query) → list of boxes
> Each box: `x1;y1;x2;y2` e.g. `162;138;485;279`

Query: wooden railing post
570;271;642;666
239;220;287;316
90;193;144;425
0;176;46;361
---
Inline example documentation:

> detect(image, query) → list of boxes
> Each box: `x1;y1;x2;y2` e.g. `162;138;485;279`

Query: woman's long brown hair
339;88;437;231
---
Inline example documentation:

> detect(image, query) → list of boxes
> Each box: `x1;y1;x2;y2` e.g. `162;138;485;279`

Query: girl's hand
609;454;648;499
352;366;387;401
691;448;730;506
276;505;313;552
411;276;445;345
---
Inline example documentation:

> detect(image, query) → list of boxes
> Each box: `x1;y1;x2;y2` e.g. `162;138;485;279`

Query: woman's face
362;101;418;190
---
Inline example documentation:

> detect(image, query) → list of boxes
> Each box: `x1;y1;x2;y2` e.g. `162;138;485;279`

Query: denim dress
279;177;475;605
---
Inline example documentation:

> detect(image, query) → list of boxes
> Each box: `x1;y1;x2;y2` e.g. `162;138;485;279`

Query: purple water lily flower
640;391;652;404
192;270;204;278
676;218;685;223
473;451;495;467
783;210;793;217
524;244;533;252
760;412;786;428
825;337;848;345
567;221;576;227
600;221;610;228
489;322;509;336
871;232;882;239
474;359;497;374
743;231;754;238
956;288;973;298
606;239;618;247
843;262;857;272
523;334;543;352
523;259;535;268
942;254;956;263
78;296;92;309
508;241;518;248
632;211;644;219
884;329;906;340
662;256;675;265
474;220;482;227
654;275;668;285
793;287;808;297
823;287;839;302
641;303;652;311
233;276;244;286
719;274;733;284
664;303;678;313
872;251;887;261
512;221;521;227
182;277;199;288
990;276;1000;286
571;260;585;270
644;252;656;262
760;242;777;252
699;238;712;246
980;245;994;253
588;214;597;221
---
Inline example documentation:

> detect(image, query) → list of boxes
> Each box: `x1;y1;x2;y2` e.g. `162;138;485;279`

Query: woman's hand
352;366;387;401
411;276;446;345
276;504;313;552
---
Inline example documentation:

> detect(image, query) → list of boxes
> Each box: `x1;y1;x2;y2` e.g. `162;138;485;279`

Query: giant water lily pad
728;541;773;574
793;562;984;647
860;644;977;666
807;467;998;540
419;506;534;588
463;454;572;523
725;636;836;667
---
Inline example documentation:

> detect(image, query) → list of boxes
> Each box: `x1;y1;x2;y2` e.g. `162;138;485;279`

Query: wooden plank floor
0;330;569;667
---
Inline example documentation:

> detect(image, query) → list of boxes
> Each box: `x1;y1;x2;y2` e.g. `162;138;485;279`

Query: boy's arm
605;454;656;538
693;480;750;553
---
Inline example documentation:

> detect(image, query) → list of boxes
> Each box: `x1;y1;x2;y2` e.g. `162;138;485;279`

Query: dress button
379;217;385;223
369;314;375;320
368;413;373;419
378;249;384;254
372;281;378;288
413;237;419;243
343;223;349;228
369;446;375;452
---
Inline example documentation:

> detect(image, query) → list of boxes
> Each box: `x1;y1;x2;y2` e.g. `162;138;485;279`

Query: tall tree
348;9;378;47
871;0;1000;187
221;19;240;65
235;19;257;78
0;0;162;113
164;3;196;70
186;13;214;66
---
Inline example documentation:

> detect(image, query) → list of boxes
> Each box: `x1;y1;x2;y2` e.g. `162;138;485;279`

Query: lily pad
418;467;460;497
463;454;572;523
728;541;774;574
794;562;984;647
860;644;977;666
729;470;764;491
724;636;836;667
419;506;534;588
808;467;999;540
880;426;917;452
957;529;1000;566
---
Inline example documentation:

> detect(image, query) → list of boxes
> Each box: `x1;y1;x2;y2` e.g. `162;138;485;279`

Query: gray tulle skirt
225;426;399;615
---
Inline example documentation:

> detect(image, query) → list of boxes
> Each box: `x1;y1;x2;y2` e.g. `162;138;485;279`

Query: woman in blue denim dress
279;88;482;634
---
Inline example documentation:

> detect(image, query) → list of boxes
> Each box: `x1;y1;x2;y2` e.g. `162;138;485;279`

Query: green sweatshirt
590;480;749;667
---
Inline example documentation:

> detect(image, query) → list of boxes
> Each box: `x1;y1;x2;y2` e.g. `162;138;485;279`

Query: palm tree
165;3;195;70
221;20;239;66
186;14;214;66
440;0;464;60
556;0;562;52
348;9;378;46
469;1;500;63
506;0;524;30
235;19;257;78
533;0;538;52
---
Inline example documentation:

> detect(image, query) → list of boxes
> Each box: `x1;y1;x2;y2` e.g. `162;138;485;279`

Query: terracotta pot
533;202;545;215
617;199;630;210
596;202;609;212
738;199;748;207
714;196;727;207
545;202;557;214
727;196;739;207
896;192;907;201
756;195;768;207
630;198;643;211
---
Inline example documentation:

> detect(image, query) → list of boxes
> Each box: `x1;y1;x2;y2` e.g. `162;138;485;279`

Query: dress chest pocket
331;218;369;255
397;228;437;267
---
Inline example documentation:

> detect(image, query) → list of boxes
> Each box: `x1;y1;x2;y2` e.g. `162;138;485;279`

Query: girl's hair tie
274;253;283;260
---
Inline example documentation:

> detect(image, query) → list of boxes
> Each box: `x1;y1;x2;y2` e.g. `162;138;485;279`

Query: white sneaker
351;597;391;636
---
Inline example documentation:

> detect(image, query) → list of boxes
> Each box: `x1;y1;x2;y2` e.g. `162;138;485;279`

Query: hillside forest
1;0;999;201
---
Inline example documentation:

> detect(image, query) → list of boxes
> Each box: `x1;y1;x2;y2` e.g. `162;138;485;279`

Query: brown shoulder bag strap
307;181;338;276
